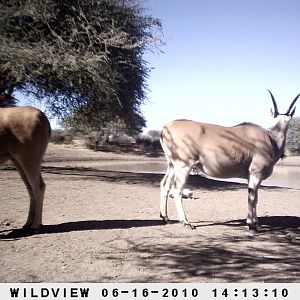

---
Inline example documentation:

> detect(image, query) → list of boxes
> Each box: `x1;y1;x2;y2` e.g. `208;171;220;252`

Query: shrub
286;117;300;155
50;130;73;144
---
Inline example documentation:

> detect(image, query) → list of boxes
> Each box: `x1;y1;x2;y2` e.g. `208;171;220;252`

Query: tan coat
0;106;51;229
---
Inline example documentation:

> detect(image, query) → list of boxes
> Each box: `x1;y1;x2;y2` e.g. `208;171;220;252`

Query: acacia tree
0;0;163;132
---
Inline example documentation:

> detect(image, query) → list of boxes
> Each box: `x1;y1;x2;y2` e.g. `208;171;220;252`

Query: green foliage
0;94;17;107
286;117;300;155
0;0;163;131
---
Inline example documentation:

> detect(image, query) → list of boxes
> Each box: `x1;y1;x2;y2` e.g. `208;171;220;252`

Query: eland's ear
270;107;276;118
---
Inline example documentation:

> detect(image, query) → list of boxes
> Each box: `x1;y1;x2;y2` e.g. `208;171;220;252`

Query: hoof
181;221;196;230
22;224;42;234
248;223;262;232
160;214;170;224
21;225;32;231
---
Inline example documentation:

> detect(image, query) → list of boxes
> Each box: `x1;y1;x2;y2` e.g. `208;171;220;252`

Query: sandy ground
0;142;299;282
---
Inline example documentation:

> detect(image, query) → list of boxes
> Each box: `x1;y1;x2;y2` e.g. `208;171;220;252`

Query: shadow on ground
1;215;298;238
39;166;285;192
125;230;300;282
195;216;300;230
0;219;169;239
98;217;299;282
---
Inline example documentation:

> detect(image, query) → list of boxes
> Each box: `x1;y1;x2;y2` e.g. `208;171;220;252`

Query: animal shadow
0;219;169;239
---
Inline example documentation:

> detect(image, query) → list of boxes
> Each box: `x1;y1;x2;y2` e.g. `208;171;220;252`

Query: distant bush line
49;129;163;156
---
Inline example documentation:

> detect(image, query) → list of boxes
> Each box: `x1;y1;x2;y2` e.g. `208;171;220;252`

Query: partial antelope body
0;106;51;229
160;91;299;230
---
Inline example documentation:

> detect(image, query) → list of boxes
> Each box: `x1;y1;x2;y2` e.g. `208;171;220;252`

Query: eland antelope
160;91;299;230
0;106;51;230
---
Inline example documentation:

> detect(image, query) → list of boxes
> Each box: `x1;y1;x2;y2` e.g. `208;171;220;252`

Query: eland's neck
269;117;290;157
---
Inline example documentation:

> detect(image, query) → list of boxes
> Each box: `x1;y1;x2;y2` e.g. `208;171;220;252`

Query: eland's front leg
247;174;262;231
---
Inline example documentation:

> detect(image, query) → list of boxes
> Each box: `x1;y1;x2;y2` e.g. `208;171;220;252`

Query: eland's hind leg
160;162;175;223
12;158;45;229
172;163;194;229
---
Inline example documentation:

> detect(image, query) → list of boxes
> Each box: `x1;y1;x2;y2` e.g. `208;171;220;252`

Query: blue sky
142;0;300;131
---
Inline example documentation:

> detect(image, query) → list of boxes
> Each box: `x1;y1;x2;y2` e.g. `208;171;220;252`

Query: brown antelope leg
12;158;45;230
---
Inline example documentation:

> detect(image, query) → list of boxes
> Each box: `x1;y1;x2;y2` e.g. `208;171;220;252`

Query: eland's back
0;106;50;162
161;120;276;180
